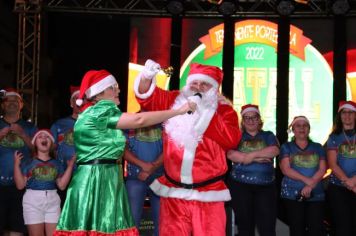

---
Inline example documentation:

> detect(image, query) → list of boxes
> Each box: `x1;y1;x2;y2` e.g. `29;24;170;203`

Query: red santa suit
134;63;241;236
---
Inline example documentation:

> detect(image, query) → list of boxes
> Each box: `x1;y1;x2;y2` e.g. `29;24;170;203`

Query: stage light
218;0;238;16
331;0;350;15
276;0;295;16
166;0;184;15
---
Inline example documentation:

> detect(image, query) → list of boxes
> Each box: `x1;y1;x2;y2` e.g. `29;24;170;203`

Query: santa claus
134;60;241;236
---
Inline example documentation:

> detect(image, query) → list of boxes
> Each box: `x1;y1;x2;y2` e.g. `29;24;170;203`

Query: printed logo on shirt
30;164;58;181
338;143;356;158
0;131;25;148
239;139;266;152
291;153;318;168
64;129;74;145
135;126;162;142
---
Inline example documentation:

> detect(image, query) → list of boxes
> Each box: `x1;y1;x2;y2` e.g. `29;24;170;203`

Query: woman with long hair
326;101;356;236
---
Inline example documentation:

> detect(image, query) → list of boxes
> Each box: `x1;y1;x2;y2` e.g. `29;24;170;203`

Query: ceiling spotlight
166;0;184;15
218;0;238;16
276;0;295;16
332;0;350;15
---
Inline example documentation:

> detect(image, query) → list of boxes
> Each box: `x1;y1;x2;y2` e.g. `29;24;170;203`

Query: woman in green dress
54;69;193;236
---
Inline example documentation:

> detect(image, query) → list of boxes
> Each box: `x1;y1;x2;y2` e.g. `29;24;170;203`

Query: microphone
187;92;202;114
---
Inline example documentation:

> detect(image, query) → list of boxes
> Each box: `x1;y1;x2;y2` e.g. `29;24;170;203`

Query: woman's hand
254;157;272;163
140;161;155;173
301;185;313;198
176;102;195;115
13;150;23;167
138;171;150;181
342;177;355;191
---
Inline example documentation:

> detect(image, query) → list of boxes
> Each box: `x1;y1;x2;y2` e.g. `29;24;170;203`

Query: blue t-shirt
327;131;356;186
230;130;279;185
0;118;37;186
280;141;325;201
125;125;163;184
21;158;64;190
50;116;76;170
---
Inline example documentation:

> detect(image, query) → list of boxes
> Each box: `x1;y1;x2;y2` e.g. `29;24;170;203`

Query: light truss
12;0;356;123
13;0;356;18
14;1;41;124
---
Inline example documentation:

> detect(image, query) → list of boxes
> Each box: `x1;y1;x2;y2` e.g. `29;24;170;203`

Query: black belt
164;171;226;189
77;159;118;165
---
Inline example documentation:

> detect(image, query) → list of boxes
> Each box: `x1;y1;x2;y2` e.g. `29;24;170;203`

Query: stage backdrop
125;18;356;145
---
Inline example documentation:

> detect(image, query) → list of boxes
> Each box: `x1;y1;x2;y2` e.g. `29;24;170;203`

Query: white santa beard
164;86;218;148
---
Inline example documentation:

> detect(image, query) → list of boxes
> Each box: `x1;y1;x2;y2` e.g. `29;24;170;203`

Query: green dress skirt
54;100;138;235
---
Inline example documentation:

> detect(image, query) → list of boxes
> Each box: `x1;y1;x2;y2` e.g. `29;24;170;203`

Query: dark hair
331;110;356;135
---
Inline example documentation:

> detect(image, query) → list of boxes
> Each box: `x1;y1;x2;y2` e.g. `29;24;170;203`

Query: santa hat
3;88;22;100
70;85;80;100
338;100;356;113
76;70;117;106
186;63;223;89
241;104;260;116
31;129;55;145
288;115;310;133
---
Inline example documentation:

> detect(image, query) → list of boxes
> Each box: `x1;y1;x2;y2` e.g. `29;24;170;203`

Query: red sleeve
136;87;180;111
204;104;241;150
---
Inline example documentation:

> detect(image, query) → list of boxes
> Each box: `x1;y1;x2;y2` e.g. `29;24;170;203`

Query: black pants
327;183;356;236
283;199;325;236
228;179;277;236
0;185;26;234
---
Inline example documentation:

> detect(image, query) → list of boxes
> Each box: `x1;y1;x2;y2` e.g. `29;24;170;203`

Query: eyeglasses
243;115;259;122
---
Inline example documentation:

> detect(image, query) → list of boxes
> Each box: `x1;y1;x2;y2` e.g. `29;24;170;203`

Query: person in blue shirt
13;129;75;236
0;88;37;236
280;115;326;236
227;104;279;236
326;101;356;236
124;123;163;236
50;86;80;206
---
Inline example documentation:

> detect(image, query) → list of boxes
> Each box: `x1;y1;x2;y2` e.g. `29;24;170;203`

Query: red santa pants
159;197;226;236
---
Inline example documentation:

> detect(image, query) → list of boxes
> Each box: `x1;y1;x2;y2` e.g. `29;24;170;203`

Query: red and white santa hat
338;100;356;113
241;104;260;116
186;63;223;89
76;70;117;106
70;85;80;100
31;129;55;145
4;88;22;100
287;115;310;133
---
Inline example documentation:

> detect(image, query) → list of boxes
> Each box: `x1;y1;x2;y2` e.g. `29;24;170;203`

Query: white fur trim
290;116;309;127
186;74;218;89
150;179;231;202
70;90;80;100
86;75;117;98
134;72;157;99
241;107;260;116
5;92;22;99
31;130;54;145
181;143;198;184
338;104;356;112
76;99;83;106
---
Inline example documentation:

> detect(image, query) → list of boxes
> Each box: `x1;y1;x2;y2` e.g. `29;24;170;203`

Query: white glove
187;94;202;105
142;59;161;80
